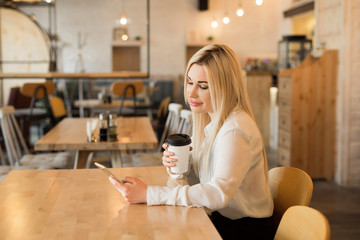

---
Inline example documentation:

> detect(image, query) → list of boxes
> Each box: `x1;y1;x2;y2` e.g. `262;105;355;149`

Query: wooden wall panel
278;50;337;181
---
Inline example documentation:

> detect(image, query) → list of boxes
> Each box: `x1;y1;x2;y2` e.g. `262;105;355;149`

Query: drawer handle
282;120;286;124
282;138;286;142
281;156;285;160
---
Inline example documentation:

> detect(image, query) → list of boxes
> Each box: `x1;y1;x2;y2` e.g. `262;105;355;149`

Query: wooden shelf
112;40;143;47
0;72;148;79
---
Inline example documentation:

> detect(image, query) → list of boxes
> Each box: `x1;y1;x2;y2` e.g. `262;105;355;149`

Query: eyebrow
187;75;208;84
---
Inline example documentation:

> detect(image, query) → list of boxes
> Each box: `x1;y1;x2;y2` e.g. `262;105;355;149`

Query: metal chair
0;106;73;180
111;81;145;117
13;82;56;144
268;166;313;230
274;205;330;240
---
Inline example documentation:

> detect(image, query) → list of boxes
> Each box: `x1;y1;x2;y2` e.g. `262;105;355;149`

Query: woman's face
186;64;214;116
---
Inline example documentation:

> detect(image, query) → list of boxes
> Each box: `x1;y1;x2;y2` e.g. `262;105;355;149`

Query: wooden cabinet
112;41;143;71
277;50;337;181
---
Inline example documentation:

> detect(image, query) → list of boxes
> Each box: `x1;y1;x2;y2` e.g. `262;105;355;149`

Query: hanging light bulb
223;15;230;24
236;5;244;17
211;20;218;28
120;14;127;25
256;0;263;6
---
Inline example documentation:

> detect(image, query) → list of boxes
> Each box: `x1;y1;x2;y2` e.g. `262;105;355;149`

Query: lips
189;100;202;107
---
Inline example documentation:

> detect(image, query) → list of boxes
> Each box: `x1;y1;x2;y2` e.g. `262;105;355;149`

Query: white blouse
147;111;274;220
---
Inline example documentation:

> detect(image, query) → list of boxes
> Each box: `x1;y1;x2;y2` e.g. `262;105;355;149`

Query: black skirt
209;211;276;240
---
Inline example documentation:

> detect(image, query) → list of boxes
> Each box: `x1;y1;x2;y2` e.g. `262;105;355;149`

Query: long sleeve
147;111;273;219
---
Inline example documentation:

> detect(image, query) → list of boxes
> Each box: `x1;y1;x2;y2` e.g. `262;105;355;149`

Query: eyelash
187;80;208;90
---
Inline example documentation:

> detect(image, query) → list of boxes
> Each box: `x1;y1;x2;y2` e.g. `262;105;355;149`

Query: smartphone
94;162;124;183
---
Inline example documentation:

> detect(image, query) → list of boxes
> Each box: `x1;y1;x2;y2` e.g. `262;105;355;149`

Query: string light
256;0;263;6
223;14;230;24
237;4;244;16
211;20;218;28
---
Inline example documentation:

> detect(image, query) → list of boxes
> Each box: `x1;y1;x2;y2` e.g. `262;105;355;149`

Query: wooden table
35;117;158;168
0;166;221;240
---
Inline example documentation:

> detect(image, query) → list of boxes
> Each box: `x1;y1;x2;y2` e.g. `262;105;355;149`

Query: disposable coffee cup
165;134;192;174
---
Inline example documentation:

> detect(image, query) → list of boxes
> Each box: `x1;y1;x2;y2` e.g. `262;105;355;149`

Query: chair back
268;166;313;229
157;103;182;151
0;106;30;166
111;81;144;116
274;205;330;240
49;96;67;121
156;96;171;119
20;82;56;123
21;82;56;98
111;81;144;97
178;109;192;136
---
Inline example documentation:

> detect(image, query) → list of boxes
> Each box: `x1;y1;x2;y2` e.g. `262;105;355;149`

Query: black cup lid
166;134;191;146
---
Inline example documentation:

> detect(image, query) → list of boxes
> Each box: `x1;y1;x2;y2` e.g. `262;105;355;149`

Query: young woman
109;44;275;239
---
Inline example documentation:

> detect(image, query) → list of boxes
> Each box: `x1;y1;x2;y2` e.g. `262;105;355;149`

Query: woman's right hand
162;143;176;168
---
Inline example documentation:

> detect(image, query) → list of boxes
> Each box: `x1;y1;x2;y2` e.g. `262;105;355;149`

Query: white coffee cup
166;134;192;174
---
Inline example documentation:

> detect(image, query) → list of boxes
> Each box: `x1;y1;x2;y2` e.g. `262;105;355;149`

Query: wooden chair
151;96;171;140
0;106;73;175
268;166;313;230
110;81;144;116
13;82;56;142
274;205;330;240
49;96;67;125
178;109;192;136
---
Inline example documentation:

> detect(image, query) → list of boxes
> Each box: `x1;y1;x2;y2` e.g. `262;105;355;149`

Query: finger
163;155;177;163
164;150;174;157
109;176;124;190
162;156;176;167
123;176;136;185
190;146;193;151
162;143;168;149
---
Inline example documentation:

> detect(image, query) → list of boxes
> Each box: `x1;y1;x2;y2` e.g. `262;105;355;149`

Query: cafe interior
0;0;359;239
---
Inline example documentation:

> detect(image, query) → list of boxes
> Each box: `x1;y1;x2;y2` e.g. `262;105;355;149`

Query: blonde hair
184;43;268;180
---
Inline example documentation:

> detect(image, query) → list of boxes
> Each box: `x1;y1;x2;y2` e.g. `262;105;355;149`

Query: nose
188;84;197;98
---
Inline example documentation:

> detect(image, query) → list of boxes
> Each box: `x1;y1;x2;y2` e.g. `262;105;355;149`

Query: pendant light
120;0;128;25
256;0;263;6
237;2;244;17
222;14;230;24
222;0;230;24
211;19;218;28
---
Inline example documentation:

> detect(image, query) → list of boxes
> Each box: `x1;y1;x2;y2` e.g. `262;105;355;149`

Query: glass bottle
108;113;118;142
99;113;108;142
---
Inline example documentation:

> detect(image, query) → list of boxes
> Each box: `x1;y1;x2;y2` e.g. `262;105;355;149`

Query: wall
316;0;360;186
18;0;287;76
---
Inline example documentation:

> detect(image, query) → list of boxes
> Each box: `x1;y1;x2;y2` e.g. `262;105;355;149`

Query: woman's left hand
109;176;147;203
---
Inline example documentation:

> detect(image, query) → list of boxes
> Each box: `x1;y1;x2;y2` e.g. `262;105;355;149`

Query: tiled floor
266;147;360;240
311;180;360;240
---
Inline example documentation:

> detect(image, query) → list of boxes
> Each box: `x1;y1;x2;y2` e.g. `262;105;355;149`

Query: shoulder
219;111;261;142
